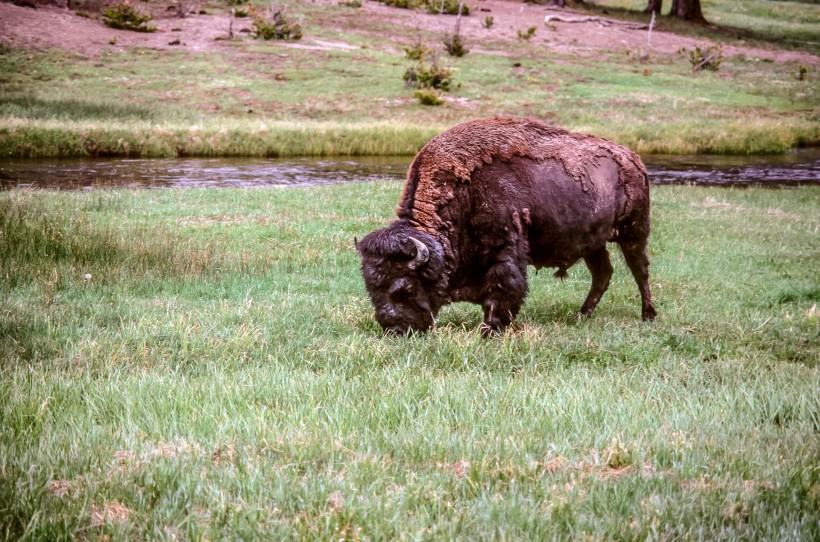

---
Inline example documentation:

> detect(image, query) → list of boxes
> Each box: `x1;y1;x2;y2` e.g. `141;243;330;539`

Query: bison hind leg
617;239;657;321
577;247;613;318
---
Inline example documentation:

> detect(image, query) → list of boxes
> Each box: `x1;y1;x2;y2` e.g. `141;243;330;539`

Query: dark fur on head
356;222;448;334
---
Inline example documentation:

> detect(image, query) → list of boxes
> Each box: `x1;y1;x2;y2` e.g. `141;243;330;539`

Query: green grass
1;184;818;539
0;1;818;157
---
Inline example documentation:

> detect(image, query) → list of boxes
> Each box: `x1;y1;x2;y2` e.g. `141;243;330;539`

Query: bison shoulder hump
400;117;647;232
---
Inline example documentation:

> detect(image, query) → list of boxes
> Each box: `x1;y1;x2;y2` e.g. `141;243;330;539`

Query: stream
1;149;818;190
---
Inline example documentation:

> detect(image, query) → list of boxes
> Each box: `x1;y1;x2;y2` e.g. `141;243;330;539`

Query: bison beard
357;117;657;335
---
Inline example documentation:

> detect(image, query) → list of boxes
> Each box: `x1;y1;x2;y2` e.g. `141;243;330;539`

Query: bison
356;117;657;335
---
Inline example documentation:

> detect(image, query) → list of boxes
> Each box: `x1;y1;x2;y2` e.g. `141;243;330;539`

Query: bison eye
388;278;412;298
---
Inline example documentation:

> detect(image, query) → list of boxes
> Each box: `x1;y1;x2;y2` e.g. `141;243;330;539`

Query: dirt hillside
1;0;818;66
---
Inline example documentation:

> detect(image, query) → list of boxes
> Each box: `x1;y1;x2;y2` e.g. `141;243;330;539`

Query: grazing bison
356;117;657;335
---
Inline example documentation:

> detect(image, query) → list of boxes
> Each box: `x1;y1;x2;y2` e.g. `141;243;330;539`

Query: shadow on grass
0;196;246;286
0;307;60;364
574;2;820;55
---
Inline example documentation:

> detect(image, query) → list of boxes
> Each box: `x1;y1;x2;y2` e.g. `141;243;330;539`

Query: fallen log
544;14;650;30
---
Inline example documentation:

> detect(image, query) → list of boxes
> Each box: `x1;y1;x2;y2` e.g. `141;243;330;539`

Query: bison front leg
479;254;528;337
577;247;613;318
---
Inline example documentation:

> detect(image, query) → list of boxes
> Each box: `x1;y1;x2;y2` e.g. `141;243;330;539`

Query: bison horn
408;236;429;269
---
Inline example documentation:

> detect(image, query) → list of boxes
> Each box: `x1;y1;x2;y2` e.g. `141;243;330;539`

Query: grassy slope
0;0;818;156
1;184;818;539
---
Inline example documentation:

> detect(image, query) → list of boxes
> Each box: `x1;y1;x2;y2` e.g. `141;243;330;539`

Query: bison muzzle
356;117;657;335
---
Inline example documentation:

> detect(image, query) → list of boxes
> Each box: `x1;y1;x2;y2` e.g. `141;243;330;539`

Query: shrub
377;0;419;8
413;88;444;106
483;16;494;29
688;44;723;71
252;6;303;40
403;42;431;61
517;26;536;40
443;32;469;57
339;0;362;6
404;62;452;91
425;0;469;15
102;2;157;32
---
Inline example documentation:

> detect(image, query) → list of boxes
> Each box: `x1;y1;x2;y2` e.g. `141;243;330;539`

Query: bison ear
407;236;430;270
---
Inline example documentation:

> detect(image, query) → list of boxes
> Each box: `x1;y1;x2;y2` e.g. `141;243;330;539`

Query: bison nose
376;306;404;333
377;305;401;326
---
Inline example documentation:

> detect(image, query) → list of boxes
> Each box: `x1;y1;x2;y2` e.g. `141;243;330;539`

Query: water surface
1;149;818;190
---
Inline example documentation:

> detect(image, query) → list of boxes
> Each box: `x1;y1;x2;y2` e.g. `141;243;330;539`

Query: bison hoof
642;307;657;322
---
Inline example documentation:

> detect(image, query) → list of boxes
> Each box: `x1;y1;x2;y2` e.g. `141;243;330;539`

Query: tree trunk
644;0;663;14
669;0;707;23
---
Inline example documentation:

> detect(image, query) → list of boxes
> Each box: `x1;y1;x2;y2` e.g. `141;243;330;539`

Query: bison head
356;223;446;334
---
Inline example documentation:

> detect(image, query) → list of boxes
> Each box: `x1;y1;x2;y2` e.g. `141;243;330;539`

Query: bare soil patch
1;0;817;66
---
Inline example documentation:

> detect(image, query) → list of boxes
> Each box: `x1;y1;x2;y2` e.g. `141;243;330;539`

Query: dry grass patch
695;197;806;221
178;214;279;226
437;459;470;479
90;501;131;527
326;491;345;512
46;478;82;499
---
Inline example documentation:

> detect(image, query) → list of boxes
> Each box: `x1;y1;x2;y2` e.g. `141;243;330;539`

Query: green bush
413;88;445;105
252;8;303;40
517;26;536;40
233;5;252;17
377;0;419;9
443;32;469;57
102;2;157;33
688;44;724;71
403;62;452;91
403;42;431;61
425;0;469;15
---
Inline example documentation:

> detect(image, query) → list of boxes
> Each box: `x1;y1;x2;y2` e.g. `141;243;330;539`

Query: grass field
1;183;818;539
1;0;819;157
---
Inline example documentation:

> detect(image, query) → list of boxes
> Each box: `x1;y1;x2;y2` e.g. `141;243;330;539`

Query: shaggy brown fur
358;116;656;335
398;117;647;238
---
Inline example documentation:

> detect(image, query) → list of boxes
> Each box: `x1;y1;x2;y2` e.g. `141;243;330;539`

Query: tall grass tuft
579;118;820;155
0;192;275;288
0;119;444;158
